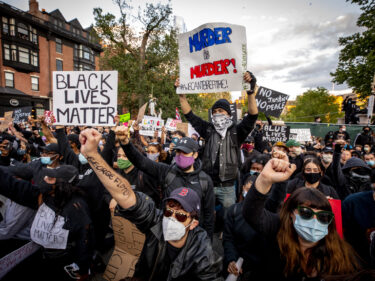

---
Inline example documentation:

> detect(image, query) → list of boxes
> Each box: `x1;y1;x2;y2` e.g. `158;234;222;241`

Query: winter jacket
115;191;223;281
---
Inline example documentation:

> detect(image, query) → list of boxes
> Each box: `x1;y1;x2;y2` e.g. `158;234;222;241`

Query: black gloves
246;71;257;95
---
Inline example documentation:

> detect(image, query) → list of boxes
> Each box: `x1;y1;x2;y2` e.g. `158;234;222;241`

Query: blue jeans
214;185;236;209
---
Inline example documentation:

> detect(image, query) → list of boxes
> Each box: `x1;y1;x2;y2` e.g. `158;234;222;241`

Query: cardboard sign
103;213;145;281
139;116;164;137
0;111;14;132
262;125;290;143
176;122;189;136
256;86;289;118
0;242;40;279
136;102;148;124
12;107;32;123
165;118;182;131
53;71;118;126
44;110;55;124
177;22;248;94
289;133;298;141
30;203;69;249
290;128;312;142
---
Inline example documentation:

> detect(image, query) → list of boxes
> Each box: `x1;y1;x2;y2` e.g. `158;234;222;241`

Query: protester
242;157;360;280
176;72;258;209
334;125;350;141
117;127;215;238
79;128;223;280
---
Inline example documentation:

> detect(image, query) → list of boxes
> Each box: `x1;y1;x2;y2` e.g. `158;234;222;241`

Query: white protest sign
290;128;312;142
53;71;118;126
165;118;181;131
139;116;164;137
177;22;248;94
367;95;374;119
30;203;69;249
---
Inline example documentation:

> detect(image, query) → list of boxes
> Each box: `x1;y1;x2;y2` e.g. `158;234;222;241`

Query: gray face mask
147;152;160;161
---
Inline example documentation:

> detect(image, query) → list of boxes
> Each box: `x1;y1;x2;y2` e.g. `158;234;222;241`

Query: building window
2;17;8;34
56;38;62;53
18;47;30;64
5;72;14;88
11;45;17;61
31;27;38;44
17;22;29;40
56;59;63;71
31;51;38;66
9;18;15;36
31;76;39;91
3;44;10;60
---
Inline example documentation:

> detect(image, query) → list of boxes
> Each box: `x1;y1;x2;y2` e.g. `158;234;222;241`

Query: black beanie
212;99;231;116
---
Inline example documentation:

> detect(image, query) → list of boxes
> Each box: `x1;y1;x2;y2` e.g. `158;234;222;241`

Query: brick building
0;0;102;116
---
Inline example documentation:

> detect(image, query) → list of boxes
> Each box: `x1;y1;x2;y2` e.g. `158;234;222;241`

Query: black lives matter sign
53;71;118;126
262;125;290;143
256;86;289;118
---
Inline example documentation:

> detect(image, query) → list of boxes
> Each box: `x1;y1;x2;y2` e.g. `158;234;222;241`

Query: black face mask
349;171;371;192
303;172;321;184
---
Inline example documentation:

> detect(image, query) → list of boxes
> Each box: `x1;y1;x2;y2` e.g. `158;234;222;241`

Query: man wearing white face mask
79;128;223;280
176;72;258;209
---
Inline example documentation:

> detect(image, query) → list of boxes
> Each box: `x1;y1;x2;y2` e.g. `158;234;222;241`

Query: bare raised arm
79;128;136;209
175;78;192;114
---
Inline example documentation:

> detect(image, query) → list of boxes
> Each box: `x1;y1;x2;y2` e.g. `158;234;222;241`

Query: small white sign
290;128;312;142
30;203;69;249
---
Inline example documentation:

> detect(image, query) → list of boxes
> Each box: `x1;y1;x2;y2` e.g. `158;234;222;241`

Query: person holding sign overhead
176;71;258;209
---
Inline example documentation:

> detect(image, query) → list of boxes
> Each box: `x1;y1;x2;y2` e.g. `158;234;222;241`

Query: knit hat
212;99;231;116
342;157;371;171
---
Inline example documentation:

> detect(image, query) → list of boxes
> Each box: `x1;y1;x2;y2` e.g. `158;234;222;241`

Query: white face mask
322;154;333;164
162;216;191;241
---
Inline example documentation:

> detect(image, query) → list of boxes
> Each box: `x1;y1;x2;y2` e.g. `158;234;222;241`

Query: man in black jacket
176;72;258;209
79;128;223;281
117;127;215;239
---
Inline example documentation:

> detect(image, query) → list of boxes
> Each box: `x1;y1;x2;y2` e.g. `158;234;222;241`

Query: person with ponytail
242;156;360;280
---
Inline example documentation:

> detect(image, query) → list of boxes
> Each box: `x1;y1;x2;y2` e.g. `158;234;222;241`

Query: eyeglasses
297;206;334;225
164;207;190;223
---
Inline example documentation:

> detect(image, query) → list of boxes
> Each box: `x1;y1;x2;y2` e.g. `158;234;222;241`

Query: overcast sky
6;0;362;100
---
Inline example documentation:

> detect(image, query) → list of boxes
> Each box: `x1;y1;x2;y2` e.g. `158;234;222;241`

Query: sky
6;0;363;101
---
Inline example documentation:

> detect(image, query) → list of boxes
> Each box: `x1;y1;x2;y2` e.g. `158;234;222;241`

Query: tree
331;0;375;99
93;0;174;111
282;88;344;123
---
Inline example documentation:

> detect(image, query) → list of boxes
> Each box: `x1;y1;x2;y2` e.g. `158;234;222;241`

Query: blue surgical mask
250;170;259;176
40;156;52;165
293;214;328;243
17;149;26;156
242;191;248;198
367;160;375;167
147;153;160;161
79;153;88;165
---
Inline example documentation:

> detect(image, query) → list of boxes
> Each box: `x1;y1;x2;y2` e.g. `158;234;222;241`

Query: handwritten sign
165;118;182;131
176;122;189;136
44;110;55;124
13;107;32;123
0;242;40;279
262;125;290;143
30;203;69;249
139;116;164;137
256;86;289;117
53;71;118;126
290;128;311;142
0;111;14;132
103;213;145;281
177;22;248;94
119;113;130;123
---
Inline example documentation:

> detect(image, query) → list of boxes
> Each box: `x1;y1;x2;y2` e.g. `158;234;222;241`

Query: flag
176;107;181;120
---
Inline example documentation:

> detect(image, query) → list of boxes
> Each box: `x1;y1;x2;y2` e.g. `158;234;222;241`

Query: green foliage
186;92;232;120
331;0;375;99
282;88;343;123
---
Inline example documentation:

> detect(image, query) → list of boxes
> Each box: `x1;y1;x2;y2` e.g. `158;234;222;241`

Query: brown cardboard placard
136;102;148;124
176;122;188;136
103;248;138;281
0;111;14;132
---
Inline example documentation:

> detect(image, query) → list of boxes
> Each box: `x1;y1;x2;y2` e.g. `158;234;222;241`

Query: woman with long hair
243;157;360;280
287;157;339;199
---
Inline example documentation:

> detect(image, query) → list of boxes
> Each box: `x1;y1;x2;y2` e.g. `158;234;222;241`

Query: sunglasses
297;206;334;225
164;207;190;223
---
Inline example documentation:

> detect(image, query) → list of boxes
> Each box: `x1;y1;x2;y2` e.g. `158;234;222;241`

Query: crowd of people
1;72;375;280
